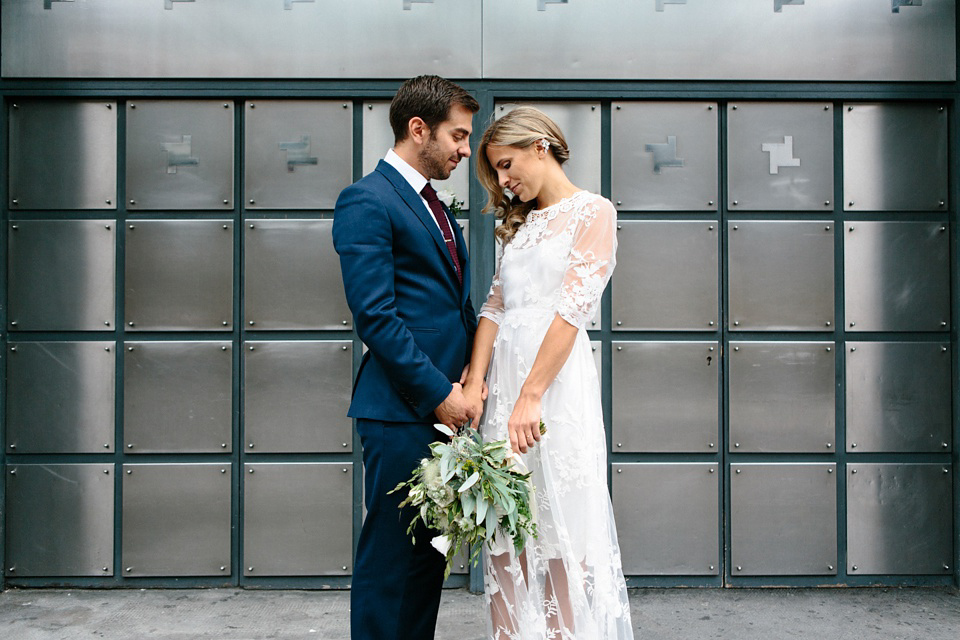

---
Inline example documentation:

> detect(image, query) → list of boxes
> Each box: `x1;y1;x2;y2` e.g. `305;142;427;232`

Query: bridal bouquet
390;423;545;579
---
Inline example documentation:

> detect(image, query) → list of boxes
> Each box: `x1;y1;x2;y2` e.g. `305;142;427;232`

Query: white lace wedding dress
478;191;634;639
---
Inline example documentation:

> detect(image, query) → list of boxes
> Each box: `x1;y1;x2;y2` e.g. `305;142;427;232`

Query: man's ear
408;116;428;145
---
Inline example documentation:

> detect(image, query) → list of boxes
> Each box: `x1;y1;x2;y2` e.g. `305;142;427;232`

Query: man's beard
418;133;454;181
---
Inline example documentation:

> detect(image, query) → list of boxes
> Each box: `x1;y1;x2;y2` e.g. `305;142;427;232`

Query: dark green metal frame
0;62;958;593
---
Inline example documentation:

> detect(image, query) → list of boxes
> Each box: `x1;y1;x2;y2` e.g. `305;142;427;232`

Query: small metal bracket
161;135;199;174
656;0;686;11
279;136;319;172
644;136;685;174
891;0;922;14
774;0;804;12
761;136;801;175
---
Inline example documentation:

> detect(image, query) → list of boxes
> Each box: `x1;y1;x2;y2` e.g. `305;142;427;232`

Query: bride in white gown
463;107;634;640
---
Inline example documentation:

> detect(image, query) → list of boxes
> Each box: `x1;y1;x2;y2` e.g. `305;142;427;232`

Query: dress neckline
529;190;588;215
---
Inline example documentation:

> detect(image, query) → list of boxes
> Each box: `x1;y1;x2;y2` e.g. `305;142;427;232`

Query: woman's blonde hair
476;106;570;243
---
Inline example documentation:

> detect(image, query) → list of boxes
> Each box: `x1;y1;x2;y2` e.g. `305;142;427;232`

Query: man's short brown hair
389;75;480;143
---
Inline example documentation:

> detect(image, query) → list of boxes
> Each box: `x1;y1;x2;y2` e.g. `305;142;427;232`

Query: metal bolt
11;199;18;206
130;200;136;205
852;565;858;571
850;347;856;352
615;105;621;110
221;443;227;448
828;468;833;473
825;321;831;327
127;346;134;352
127;444;133;449
944;468;950;474
826;347;831;352
732;201;738;206
617;443;622;448
104;443;110;448
249;199;255;205
106;199;112;205
8;568;13;572
591;105;596;111
9;470;15;476
224;103;229;108
733;225;738;230
10;224;18;230
249;321;255;326
342;320;348;325
617;468;622;474
249;346;255;351
709;565;715;571
9;346;15;352
617;321;622;326
103;469;109;474
222;224;228;229
849;202;854;207
248;567;254;571
828;564;834;571
249;103;255;109
826;442;832;448
825;226;831;231
342;565;348;570
9;322;16;327
9;444;15;450
734;346;739;351
129;224;135;230
249;469;254;473
343;104;348;109
221;346;227;351
126;469;132;474
617;346;622;351
248;443;254;448
221;469;226;474
736;565;742;571
130;104;136;109
938;201;945;208
343;443;348;448
708;201;714;206
105;346;111;352
847;106;853;112
220;566;227;571
940;322;947;328
367;104;373;110
735;469;741;474
851;443;857;449
709;468;715;473
852;469;858;474
222;321;229;326
944;564;950;570
943;443;949;449
734;321;740;326
850;322;855;327
734;443;740;448
732;105;738;110
825;201;830;206
342;468;348;473
709;321;715;326
341;345;348;351
942;346;948;352
103;567;109;571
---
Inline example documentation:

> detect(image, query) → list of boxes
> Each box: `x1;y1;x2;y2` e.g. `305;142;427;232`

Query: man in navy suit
333;75;480;640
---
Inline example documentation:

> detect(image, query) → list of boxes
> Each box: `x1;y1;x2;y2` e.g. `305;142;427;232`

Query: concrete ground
0;586;958;640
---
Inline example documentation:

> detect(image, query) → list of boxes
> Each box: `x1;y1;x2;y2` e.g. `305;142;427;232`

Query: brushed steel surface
612;342;718;453
613;463;719;575
244;100;353;210
610;102;718;211
844;222;950;332
843;103;949;211
727;102;833;211
496;102;601;196
122;463;232;577
2;0;482;78
730;463;837;576
244;219;352;330
847;463;953;575
125;220;234;331
244;341;353;453
728;221;834;331
612;221;718;330
126;100;234;210
362;101;469;208
846;342;952;453
8;100;117;210
729;342;835;453
481;0;955;81
243;463;353;576
8;219;116;331
6;341;115;454
5;464;115;577
123;342;233;453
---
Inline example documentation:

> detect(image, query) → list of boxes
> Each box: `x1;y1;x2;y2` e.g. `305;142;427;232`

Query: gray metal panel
610;102;718;211
2;0;482;79
122;464;232;577
8;100;117;210
244;341;353;453
8;220;116;331
496;102;601;195
612;342;718;453
730;463;837;576
847;464;953;575
244;100;353;210
846;342;952;453
729;342;835;453
125;220;234;331
126;100;234;210
613;463;719;575
6;341;115;454
481;1;955;81
844;222;950;332
243;463;353;576
361;101;469;208
728;221;834;331
843;103;949;211
5;464;115;577
123;342;233;453
727;102;834;211
244;220;352;330
590;340;601;382
612;221;718;331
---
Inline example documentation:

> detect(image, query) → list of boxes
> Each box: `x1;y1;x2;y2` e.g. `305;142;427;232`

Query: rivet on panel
733;321;739;326
824;226;830;231
942;443;949;449
824;201;830;206
826;443;832;449
220;566;227;571
248;566;254;571
222;321;229;326
127;346;134;351
103;566;109;571
129;224;135;230
105;346;111;352
615;105;621;110
222;223;228;228
249;104;255;109
9;470;15;475
249;321;255;326
104;443;110;448
127;443;134;449
734;346;739;351
850;347;856;352
940;226;946;232
709;565;715;571
824;106;829;111
103;468;109;474
343;468;349;473
248;469;254;473
248;443;254;448
106;200;112;206
825;322;831;327
851;565;858;570
847;106;853;112
221;443;227;448
735;469;741;474
617;469;622;473
736;565;742;571
342;345;348;351
827;468;833;473
938;202;945;208
343;104;348;109
367;104;373;110
709;468;715;473
617;321;622;326
126;469;132;474
709;321;714;326
249;200;255;206
732;201;738;206
10;224;18;230
9;346;15;352
617;346;622;351
851;443;857;449
616;200;622;206
224;103;230;108
11;200;18;206
941;322;948;328
848;202;854;207
126;567;132;573
732;106;738;110
942;346;948;352
944;468;950;474
591;105;596;111
849;322;855;327
708;201;714;206
733;225;738;230
9;444;15;450
617;224;622;230
944;564;951;570
825;347;831;352
708;225;714;231
221;469;226;474
342;320;348;325
130;200;136;205
249;346;255;351
851;469;858;474
342;565;348;570
617;443;622;448
734;443;740;448
499;106;504;111
130;104;136;109
828;564;834;571
342;443;348;447
221;346;227;351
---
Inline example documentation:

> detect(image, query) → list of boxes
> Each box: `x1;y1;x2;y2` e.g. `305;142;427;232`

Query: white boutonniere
436;189;464;216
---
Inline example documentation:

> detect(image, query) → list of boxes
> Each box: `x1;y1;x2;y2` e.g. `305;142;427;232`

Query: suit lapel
376;160;462;282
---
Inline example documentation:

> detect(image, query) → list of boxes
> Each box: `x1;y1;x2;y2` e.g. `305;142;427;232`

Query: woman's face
485;143;544;202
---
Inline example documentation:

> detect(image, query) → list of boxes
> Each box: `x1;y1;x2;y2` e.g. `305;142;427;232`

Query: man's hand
434;383;474;430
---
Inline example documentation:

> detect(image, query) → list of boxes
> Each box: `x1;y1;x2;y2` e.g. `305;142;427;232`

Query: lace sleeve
557;197;617;328
478;243;505;325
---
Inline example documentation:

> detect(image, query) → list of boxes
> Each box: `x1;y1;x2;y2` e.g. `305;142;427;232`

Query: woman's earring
539;139;550;155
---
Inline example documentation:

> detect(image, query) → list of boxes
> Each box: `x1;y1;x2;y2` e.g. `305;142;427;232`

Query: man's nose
460;143;471;158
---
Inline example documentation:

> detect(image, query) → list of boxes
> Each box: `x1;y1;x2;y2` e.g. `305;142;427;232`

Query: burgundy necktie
420;183;463;285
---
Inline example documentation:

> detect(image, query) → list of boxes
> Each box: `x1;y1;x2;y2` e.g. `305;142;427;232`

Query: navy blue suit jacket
332;160;477;423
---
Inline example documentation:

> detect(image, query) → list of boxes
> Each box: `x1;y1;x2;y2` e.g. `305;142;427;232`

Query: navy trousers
351;420;446;640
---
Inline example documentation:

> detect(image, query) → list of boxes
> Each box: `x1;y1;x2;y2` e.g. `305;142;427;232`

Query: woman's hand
508;391;542;454
462;380;486;430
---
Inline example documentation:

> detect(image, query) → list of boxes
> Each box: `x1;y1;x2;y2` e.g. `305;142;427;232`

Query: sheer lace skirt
481;316;634;640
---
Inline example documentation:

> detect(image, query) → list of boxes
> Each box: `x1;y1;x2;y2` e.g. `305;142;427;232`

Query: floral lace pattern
478;192;633;639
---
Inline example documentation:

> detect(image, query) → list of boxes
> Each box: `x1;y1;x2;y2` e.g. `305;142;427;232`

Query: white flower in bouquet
435;189;464;215
389;422;545;579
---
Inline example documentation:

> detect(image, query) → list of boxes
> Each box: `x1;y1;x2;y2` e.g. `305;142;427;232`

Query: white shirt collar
384;148;428;196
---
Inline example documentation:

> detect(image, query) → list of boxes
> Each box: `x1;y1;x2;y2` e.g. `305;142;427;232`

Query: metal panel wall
846;342;952;453
8;220;116;331
730;463;837;576
6;341;115;454
244;341;353;453
122;463;232;577
5;464;115;577
244;220;352;330
613;342;718;453
613;463;719;576
8;100;117;210
123;342;233;453
844;103;949;212
125;220;234;331
847;464;953;575
243;463;353;576
244;100;353;210
844;222;951;332
126;100;234;210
